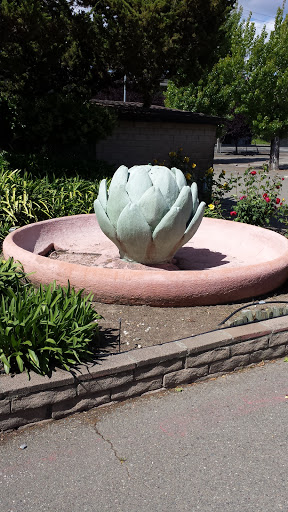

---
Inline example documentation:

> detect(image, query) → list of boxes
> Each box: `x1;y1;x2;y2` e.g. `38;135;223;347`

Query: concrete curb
1;317;288;431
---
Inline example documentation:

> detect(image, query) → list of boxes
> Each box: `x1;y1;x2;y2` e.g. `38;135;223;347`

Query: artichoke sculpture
94;164;206;264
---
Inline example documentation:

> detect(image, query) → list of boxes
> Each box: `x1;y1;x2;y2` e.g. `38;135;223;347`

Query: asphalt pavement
1;359;288;512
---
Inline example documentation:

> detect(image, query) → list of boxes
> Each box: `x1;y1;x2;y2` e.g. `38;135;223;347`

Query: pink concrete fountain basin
3;214;288;306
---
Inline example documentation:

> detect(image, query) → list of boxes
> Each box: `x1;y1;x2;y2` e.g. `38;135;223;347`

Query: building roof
92;99;222;125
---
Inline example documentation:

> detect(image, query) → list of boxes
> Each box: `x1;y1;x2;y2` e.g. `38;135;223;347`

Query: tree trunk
235;139;238;155
269;136;280;170
216;138;221;153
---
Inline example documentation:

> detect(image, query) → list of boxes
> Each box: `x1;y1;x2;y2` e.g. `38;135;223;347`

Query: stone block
77;370;133;396
0;398;11;417
0;369;74;398
127;342;187;367
178;330;233;355
0;406;48;432
134;359;183;380
74;353;135;382
186;347;230;367
52;393;110;420
225;322;271;343
11;386;76;412
269;331;288;347
111;378;163;401
230;336;268;356
209;354;250;374
163;366;208;388
249;345;286;364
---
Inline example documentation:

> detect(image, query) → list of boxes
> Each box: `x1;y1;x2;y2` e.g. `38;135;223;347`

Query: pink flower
276;197;281;204
250;171;257;176
239;195;246;200
230;211;237;216
264;197;270;203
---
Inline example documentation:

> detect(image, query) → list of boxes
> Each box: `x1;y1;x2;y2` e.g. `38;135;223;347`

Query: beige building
93;100;220;173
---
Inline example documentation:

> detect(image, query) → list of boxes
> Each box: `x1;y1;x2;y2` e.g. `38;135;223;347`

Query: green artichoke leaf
171;167;187;191
117;203;153;262
138;186;169;231
94;198;118;243
106;165;130;228
97;179;108;212
148;166;179;208
191;182;200;214
182;201;206;246
126;166;153;203
152;186;192;257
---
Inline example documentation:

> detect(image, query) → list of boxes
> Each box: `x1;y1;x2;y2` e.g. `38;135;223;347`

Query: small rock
145;327;151;332
137;344;142;349
19;444;27;450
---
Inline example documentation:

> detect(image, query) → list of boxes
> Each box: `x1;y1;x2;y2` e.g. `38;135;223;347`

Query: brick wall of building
95;119;217;171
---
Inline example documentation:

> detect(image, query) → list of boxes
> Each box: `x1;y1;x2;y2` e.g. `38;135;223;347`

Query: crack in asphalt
88;420;130;477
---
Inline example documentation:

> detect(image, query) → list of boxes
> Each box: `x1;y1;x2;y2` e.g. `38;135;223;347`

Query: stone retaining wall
1;316;288;432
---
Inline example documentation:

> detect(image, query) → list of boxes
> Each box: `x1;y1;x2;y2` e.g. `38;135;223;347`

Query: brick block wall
96;120;216;171
1;318;288;432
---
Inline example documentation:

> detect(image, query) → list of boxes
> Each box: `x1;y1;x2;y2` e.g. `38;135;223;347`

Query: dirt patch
47;248;288;355
94;283;288;355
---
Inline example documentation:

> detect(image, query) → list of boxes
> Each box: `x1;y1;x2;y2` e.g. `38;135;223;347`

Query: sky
238;0;288;35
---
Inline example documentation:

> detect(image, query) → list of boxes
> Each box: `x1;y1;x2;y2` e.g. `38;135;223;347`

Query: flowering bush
230;166;285;226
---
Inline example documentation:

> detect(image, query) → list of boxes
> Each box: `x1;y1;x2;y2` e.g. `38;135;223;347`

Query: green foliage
0;154;112;242
239;4;288;142
206;165;287;229
0;259;101;376
82;0;235;107
230;167;285;226
165;3;288;168
0;0;115;152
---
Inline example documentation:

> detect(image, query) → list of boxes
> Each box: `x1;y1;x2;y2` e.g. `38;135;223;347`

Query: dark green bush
0;258;101;376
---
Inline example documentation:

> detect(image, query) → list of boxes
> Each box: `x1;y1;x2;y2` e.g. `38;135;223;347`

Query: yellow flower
185;172;192;180
207;167;214;175
222;170;226;175
169;151;176;158
208;204;215;210
152;159;158;164
179;147;183;152
184;156;190;163
223;182;228;189
192;163;196;168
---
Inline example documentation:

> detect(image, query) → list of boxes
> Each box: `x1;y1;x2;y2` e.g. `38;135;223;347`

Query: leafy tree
0;0;115;153
77;0;236;107
239;3;288;170
166;3;288;170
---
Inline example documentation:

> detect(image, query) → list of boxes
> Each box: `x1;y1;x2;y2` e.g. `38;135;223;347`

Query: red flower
263;193;268;198
282;178;285;181
276;197;281;204
264;197;270;203
239;195;246;200
276;185;280;189
230;211;237;216
250;171;257;175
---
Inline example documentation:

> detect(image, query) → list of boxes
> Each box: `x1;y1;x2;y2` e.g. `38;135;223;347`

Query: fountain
3;165;288;306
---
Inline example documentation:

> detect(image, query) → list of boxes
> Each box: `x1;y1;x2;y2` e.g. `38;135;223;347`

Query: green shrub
0;157;107;241
0;258;101;376
229;166;285;226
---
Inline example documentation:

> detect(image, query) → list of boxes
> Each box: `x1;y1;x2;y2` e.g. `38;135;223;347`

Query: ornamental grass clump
0;258;101;376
